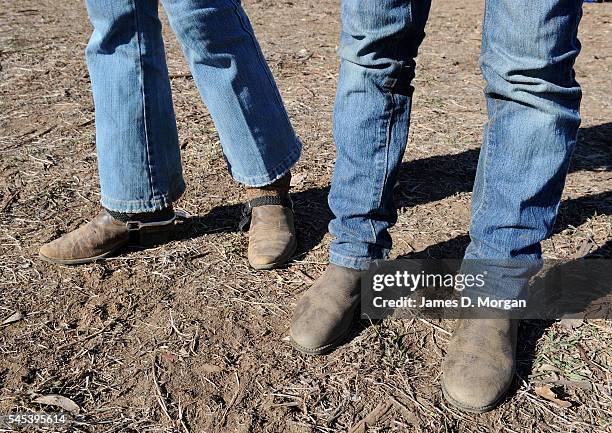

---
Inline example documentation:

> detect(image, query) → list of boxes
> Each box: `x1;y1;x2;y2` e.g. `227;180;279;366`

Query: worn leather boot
39;208;175;265
243;173;297;270
441;316;518;413
290;264;361;355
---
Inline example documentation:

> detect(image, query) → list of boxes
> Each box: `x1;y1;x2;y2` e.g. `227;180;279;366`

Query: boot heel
139;227;173;247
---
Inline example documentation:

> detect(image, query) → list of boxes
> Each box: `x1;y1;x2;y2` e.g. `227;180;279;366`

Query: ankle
245;172;291;200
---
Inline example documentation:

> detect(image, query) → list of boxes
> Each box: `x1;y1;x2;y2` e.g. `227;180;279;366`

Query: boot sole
289;326;352;356
39;243;125;265
441;373;514;414
249;238;297;270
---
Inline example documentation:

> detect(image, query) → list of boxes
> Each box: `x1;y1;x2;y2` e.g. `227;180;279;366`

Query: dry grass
0;0;610;432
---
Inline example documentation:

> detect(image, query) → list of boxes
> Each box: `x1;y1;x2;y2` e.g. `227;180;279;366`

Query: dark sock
106;206;175;223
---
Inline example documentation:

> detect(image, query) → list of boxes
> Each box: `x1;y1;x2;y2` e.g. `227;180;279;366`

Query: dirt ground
1;0;611;432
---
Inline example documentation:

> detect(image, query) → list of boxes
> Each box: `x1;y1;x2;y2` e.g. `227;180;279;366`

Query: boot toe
442;347;515;412
290;327;330;353
289;264;362;355
248;235;296;269
442;362;511;412
289;295;352;354
39;240;62;261
290;316;342;354
38;209;130;265
441;318;517;412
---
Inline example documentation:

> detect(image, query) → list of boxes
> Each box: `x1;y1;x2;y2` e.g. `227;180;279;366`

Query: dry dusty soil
1;0;611;432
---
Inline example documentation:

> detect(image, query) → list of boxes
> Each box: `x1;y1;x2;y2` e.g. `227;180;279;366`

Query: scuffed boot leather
39;208;175;265
290;264;361;355
244;173;296;270
441;316;518;412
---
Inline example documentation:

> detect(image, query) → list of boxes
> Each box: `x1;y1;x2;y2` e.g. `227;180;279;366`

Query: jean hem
100;179;186;213
229;139;302;187
329;250;379;271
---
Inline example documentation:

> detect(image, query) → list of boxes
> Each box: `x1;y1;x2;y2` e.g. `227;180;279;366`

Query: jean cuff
329;250;380;271
100;179;186;213
229;139;302;187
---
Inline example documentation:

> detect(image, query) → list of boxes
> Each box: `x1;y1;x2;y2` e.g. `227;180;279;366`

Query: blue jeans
329;0;583;283
85;0;301;213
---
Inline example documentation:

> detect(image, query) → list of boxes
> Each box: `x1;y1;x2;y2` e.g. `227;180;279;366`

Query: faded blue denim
85;0;301;213
329;0;583;291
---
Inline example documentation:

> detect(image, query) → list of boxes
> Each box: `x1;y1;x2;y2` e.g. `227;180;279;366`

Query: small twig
348;400;393;433
418;317;452;336
152;355;172;423
220;371;240;426
169;311;191;338
178;397;191;433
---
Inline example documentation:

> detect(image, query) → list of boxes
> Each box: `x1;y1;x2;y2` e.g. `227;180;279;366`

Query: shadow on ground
173;123;611;365
176;122;612;259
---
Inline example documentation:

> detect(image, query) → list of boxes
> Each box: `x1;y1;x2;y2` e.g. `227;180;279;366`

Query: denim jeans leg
85;0;185;213
464;0;583;299
328;0;431;270
161;0;301;187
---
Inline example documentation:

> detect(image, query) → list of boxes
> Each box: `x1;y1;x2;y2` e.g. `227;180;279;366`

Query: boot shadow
169;122;610;261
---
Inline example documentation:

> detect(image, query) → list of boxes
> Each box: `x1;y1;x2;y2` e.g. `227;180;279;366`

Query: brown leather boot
242;173;297;270
290;264;361;355
441;316;518;413
39;208;176;265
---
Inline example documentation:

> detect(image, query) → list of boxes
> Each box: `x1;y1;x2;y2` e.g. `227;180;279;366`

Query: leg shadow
514;239;611;394
172;122;611;258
